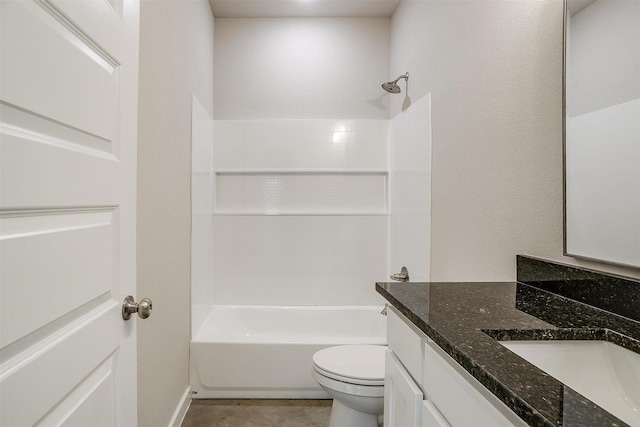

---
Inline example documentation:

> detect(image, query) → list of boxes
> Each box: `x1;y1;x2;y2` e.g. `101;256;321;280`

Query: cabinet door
422;400;450;427
385;350;423;427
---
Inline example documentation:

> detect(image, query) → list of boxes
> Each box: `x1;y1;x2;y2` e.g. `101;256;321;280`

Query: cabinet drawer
423;340;528;427
422;400;450;427
387;306;426;387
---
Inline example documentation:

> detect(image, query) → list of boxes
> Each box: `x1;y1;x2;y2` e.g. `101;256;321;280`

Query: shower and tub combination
190;72;431;426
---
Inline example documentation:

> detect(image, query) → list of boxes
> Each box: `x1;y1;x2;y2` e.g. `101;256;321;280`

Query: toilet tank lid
313;345;386;381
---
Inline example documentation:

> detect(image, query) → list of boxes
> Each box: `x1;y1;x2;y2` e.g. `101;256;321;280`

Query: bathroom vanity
378;255;640;427
384;306;528;427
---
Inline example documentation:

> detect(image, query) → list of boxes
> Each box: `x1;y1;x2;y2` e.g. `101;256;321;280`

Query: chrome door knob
122;295;153;320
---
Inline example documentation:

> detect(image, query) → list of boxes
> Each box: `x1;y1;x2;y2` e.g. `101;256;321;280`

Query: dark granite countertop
376;257;640;427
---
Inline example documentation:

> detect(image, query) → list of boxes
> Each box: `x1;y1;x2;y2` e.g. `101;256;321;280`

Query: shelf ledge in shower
213;169;389;175
212;212;390;216
213;170;389;216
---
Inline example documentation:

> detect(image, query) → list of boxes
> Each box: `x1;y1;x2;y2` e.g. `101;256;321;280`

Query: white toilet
312;345;386;427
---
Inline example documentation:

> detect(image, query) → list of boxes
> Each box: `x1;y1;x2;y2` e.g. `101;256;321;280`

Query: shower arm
392;73;409;84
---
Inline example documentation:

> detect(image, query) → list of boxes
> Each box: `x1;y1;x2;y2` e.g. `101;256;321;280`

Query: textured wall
214;17;390;119
390;0;640;281
137;0;214;425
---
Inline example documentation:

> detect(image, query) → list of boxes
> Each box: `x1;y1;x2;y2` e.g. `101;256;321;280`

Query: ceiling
209;0;402;18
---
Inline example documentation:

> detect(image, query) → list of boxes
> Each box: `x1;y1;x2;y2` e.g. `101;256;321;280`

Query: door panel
0;208;115;348
1;307;120;426
0;129;116;207
49;356;116;427
384;350;423;427
1;0;119;143
0;0;139;425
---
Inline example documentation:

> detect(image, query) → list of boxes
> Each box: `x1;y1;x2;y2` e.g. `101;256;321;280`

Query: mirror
564;0;640;268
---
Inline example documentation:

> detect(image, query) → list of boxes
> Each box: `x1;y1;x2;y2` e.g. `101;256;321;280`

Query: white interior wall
137;0;214;425
389;0;567;281
389;0;640;280
213;17;390;119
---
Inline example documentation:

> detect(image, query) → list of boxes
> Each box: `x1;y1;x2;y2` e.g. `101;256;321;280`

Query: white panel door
0;0;140;426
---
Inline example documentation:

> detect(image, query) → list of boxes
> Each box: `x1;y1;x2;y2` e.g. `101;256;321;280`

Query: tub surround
209;119;390;308
376;256;640;427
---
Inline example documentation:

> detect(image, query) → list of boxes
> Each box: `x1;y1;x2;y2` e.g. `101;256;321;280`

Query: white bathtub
190;305;387;399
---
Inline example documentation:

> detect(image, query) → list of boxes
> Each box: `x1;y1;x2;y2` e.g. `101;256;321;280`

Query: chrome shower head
382;81;401;93
382;72;409;94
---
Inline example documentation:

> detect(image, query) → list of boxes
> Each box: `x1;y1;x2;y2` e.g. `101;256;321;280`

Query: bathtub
190;305;387;399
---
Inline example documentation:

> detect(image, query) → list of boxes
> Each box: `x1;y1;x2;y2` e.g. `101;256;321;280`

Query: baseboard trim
169;386;192;427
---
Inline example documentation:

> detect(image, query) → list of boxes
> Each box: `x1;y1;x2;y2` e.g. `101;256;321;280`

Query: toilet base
329;399;380;427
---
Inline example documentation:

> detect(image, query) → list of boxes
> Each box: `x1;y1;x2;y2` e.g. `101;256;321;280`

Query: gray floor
181;399;333;427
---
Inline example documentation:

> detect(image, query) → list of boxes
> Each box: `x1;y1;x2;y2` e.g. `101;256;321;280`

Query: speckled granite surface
376;256;640;427
517;255;640;323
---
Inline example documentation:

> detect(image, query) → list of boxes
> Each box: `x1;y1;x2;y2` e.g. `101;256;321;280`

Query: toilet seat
312;345;386;386
313;364;384;387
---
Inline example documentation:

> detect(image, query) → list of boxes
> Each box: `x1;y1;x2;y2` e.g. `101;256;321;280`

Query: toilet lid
313;345;386;385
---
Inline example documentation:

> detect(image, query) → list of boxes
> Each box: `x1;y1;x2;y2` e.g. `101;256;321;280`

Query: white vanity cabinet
384;306;428;427
385;306;528;427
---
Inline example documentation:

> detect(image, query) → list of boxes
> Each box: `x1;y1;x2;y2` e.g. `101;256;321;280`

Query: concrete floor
181;399;333;427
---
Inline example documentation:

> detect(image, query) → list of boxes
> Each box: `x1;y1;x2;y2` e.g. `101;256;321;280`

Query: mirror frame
563;0;568;259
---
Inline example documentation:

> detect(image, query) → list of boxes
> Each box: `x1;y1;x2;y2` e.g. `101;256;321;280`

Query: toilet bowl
312;345;386;427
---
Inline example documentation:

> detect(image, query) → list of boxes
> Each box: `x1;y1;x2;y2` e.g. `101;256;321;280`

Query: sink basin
500;340;640;426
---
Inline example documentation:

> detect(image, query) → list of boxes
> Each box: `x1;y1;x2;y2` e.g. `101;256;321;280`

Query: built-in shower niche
214;170;388;215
